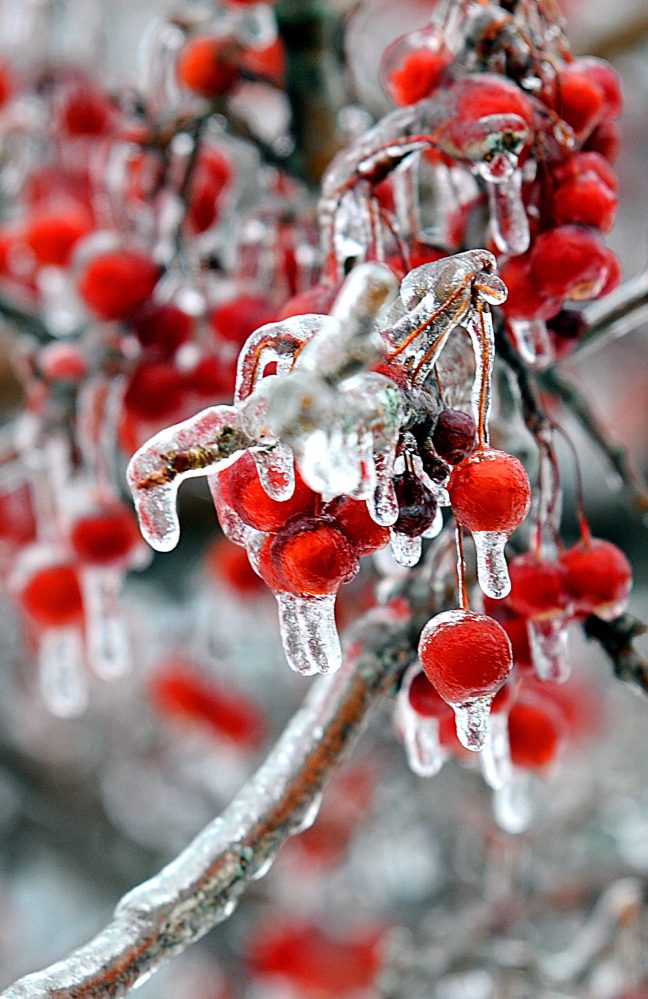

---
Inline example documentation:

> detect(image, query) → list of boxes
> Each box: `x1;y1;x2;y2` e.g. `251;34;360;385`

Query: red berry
324;496;390;556
555;64;605;137
552;170;617;233
384;46;451;107
559;537;632;617
20;564;84;627
553;151;618;194
270;517;359;596
483;595;533;671
131;302;193;357
546;309;587;361
59;80;113;137
219;452;317;533
499;254;562;322
506;553;570;620
78;250;160;321
432;409;476;465
583;119;620;163
187;354;235;398
407;670;453;718
39;342;87;381
187;147;232;234
25;205;94;267
419;609;512;705
453;75;534;128
577;57;623;119
599;248;622;297
210;295;277;349
70;503;139;566
148;660;266;748
249;921;383;997
530;225;611;301
124;361;186;421
393;470;437;537
176;35;240;99
206;535;266;597
448;448;531;534
256;533;290;592
0;61;14;109
508;697;563;769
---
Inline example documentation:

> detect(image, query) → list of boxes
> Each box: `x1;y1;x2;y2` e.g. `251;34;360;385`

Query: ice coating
453;695;493;752
276;593;342;675
127;406;243;551
39;626;88;719
473;530;511;599
484;168;530;256
390;530;422;568
82;567;131;681
397;664;448;777
528;616;571;683
507;318;555;369
493;769;533;834
481;710;513;789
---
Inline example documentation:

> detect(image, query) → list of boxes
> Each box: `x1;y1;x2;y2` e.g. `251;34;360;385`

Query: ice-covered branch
0;612;415;999
574;270;648;359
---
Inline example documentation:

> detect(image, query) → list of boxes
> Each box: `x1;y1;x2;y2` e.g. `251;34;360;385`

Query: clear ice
453;695;493;752
528;616;571;683
39;626;88;719
480;710;513;790
507;318;555;370
82;568;131;681
473;530;511;599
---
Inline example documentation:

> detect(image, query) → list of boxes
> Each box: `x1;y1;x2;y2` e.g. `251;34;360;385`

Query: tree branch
584;613;648;691
574;270;648;360
1;614;415;999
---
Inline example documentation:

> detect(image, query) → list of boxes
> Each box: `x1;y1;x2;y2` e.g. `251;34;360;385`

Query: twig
0;294;53;342
584;613;648;692
574;271;648;360
538;367;648;513
1;615;415;999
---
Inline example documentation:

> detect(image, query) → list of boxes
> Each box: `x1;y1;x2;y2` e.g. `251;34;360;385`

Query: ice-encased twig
1;614;414;999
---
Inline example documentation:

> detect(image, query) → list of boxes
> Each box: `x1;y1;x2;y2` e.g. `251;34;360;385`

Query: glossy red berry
555;64;605;138
270;517;359;596
58;80;113;137
407;670;453;718
559;537;632;617
210;295;277;349
218;451;316;533
24;205;94;267
324;496;390;556
124;361;186;421
393;470;437;537
499;253;562;322
448;447;531;534
506;553;571;620
584;119;620;163
577;57;623;119
432;409;476;465
384;46;451;107
131;302;193;357
508;697;563;769
70;503;139;566
148;660;266;748
419;609;513;705
206;535;266;597
546;309;587;361
530;225;611;302
552;168;617;233
187;147;232;234
176;35;240;99
78;250;160;321
20;564;84;627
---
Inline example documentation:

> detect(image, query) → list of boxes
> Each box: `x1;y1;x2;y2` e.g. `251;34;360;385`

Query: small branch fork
1;617;415;999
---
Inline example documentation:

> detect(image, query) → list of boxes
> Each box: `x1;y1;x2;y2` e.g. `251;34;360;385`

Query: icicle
405;714;447;777
486;168;530;256
389;530;422;567
276;594;342;676
452;695;492;752
507;318;555;369
528;616;571;683
369;450;399;526
82;568;131;681
291;792;323;835
493;769;533;834
252;444;295;502
481;711;513;790
473;530;511;599
422;504;444;539
39;627;88;719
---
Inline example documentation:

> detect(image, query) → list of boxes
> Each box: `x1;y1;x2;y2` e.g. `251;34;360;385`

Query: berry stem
455;524;469;611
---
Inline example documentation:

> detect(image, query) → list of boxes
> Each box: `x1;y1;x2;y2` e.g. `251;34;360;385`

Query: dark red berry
70;503;139;566
393;470;438;537
407;670;453;718
270;517;359;596
20;564;84;627
324;496;390;556
432;409;476;465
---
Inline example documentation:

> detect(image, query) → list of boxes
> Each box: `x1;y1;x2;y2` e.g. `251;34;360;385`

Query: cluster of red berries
379;3;623;362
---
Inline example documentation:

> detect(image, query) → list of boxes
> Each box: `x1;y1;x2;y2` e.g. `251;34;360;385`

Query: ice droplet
250;854;275;881
276;594;342;675
486;169;530;256
507;319;555;370
481;710;513;790
528;616;571;683
82;568;131;681
493;769;533;834
369;451;399;526
472;530;511;599
291;792;323;835
453;695;492;752
389;530;422;567
423;504;444;539
404;714;447;778
252;444;295;502
39;627;88;718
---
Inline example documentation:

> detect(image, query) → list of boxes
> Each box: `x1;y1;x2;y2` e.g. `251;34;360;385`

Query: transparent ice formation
390;530;422;567
480;709;513;790
453;694;493;752
483;167;530;256
275;593;342;676
82;567;131;681
397;664;448;777
473;530;511;599
493;768;534;834
507;318;555;369
39;626;88;719
528;616;571;683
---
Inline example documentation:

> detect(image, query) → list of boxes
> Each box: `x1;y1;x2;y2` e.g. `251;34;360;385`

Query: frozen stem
134;425;253;491
0;614;415;999
584;613;648;692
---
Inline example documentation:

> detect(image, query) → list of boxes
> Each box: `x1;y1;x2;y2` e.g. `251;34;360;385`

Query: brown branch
584;613;648;692
1;613;416;999
135;426;252;490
